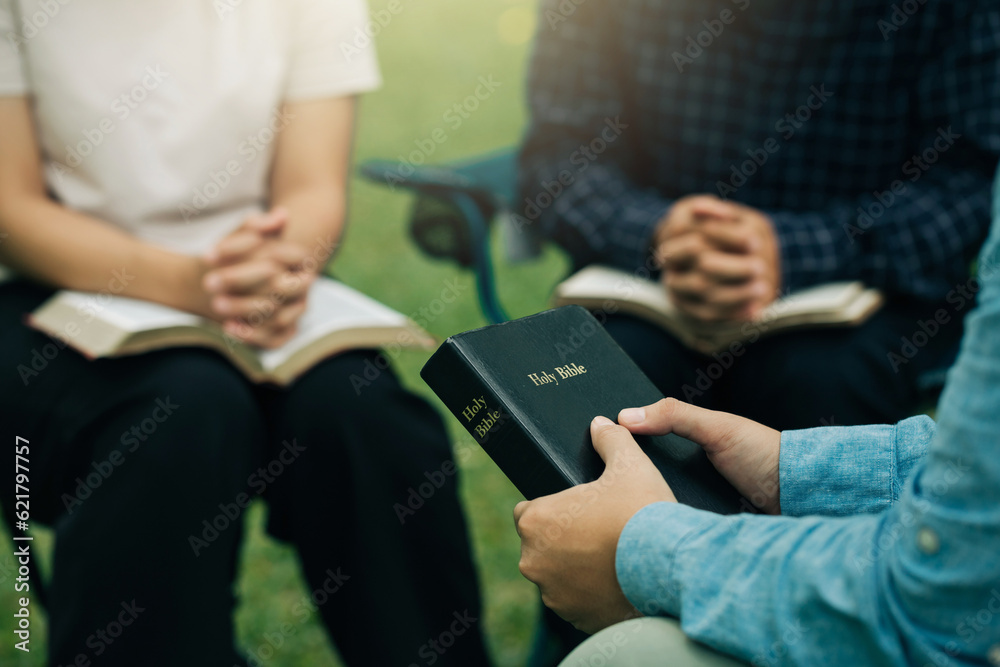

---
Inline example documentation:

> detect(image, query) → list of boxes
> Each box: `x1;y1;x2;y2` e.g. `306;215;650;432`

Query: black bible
421;306;746;514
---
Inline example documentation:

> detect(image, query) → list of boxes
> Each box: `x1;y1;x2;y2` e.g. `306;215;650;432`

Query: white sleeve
0;0;28;96
284;0;382;101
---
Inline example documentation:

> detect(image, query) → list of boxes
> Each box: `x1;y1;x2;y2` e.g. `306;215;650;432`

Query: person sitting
513;167;1000;666
0;1;490;665
518;0;1000;431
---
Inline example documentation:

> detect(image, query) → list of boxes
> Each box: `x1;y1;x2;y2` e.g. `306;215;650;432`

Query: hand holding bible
203;207;316;348
620;398;782;515
654;195;781;322
513;416;675;634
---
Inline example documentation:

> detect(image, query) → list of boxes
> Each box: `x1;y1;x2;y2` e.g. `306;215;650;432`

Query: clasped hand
654;195;782;322
202;208;316;349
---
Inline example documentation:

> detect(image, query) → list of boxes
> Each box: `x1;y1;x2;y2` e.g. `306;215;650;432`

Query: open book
29;278;435;386
553;266;884;354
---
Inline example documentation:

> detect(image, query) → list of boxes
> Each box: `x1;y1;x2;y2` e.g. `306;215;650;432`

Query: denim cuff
780;416;935;518
615;502;719;618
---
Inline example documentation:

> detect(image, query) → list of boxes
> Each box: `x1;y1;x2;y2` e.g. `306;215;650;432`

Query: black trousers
602;297;965;431
0;280;490;667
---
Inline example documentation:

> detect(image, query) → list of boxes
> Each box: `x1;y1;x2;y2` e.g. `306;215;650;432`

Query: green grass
0;1;570;664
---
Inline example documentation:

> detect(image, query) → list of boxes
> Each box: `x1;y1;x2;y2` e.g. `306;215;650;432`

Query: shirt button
988;644;1000;666
916;527;940;555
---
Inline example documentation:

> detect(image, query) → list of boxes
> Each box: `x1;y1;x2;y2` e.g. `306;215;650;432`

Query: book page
553;265;882;352
257;279;416;372
53;291;203;332
556;266;867;327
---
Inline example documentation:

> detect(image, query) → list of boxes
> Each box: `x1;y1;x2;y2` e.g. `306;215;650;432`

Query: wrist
650;212;673;259
131;244;214;318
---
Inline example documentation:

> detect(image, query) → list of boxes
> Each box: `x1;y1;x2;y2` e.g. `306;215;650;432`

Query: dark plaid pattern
519;0;1000;300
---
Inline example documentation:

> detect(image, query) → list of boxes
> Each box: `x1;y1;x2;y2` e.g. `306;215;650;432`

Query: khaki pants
559;618;746;667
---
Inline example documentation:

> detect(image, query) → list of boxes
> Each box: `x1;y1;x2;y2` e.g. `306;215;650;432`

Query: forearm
0;96;211;315
267;96;355;275
0;195;212;316
519;155;671;271
270;185;345;273
618;505;903;665
779;416;934;518
617;488;998;666
767;163;993;299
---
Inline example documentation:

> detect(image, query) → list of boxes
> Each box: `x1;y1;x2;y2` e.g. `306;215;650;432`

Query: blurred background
0;0;581;664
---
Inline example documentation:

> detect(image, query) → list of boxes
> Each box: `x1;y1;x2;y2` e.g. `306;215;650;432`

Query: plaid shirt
518;0;1000;301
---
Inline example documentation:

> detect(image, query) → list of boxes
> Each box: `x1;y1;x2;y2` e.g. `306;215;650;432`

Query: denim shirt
616;169;1000;666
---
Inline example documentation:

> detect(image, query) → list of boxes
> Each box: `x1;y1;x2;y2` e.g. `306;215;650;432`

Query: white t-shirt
0;0;380;272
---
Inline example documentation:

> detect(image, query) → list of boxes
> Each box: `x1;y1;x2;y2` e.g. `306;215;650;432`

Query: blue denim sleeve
615;169;1000;665
778;416;935;517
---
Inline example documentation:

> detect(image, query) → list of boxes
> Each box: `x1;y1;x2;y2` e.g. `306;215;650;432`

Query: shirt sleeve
0;0;28;96
778;416;935;518
615;176;1000;665
769;3;1000;300
284;0;382;101
517;0;671;273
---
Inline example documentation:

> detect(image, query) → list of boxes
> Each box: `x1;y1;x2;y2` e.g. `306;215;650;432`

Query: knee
765;335;875;395
116;350;261;482
284;351;452;462
289;349;407;419
601;314;672;354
